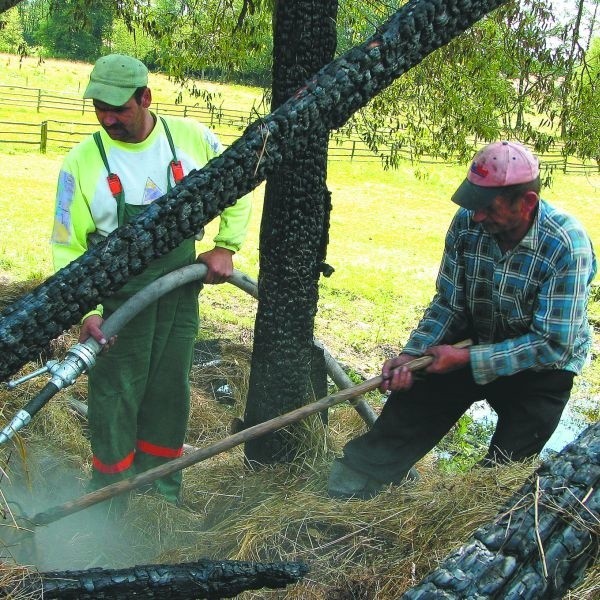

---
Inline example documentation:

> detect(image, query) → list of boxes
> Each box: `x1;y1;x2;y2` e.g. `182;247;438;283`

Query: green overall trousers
87;204;200;503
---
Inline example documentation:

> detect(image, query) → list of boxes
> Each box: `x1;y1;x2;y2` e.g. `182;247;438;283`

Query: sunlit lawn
0;52;599;600
0;51;598;380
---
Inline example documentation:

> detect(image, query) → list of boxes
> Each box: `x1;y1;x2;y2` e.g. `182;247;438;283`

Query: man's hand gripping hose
0;265;380;444
0;264;253;445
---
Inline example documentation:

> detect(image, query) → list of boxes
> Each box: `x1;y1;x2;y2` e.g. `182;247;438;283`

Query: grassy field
1;140;598;373
0;52;266;114
0;55;599;598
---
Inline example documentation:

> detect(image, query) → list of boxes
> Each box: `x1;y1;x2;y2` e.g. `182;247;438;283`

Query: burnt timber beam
3;558;309;599
0;0;507;382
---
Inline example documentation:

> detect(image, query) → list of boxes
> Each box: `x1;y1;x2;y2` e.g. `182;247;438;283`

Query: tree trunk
243;0;338;463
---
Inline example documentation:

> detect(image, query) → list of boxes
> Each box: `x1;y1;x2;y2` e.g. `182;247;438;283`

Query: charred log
5;559;309;599
0;1;21;14
402;421;600;599
0;0;507;383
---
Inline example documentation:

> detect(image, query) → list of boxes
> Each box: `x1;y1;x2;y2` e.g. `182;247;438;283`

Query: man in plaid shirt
329;141;597;500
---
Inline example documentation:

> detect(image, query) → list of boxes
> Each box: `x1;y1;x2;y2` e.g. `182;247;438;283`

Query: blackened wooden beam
0;0;507;382
5;558;309;599
402;421;600;599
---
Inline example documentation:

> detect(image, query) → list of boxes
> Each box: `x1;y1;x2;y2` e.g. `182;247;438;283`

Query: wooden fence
0;84;597;171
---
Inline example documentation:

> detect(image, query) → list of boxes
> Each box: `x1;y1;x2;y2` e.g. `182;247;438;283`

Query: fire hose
0;265;377;445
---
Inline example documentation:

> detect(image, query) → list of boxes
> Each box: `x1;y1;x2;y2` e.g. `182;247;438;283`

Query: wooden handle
390;337;473;375
31;338;472;526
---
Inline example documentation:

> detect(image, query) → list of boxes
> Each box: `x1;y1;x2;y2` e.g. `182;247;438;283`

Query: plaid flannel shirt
403;199;597;385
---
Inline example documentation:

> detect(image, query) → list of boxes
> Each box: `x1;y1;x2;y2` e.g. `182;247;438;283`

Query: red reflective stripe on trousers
137;439;183;459
92;451;135;474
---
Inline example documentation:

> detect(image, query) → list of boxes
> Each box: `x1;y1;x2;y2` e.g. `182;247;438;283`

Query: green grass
0;52;265;112
0;54;599;600
0;53;599;373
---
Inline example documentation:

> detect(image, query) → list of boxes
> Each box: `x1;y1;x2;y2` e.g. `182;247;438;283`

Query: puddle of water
465;394;598;458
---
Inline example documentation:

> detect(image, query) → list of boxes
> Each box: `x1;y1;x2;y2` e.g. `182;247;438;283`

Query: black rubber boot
327;460;383;499
327;459;420;500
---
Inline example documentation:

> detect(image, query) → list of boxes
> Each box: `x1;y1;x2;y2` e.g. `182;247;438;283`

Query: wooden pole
40;121;47;154
31;340;471;527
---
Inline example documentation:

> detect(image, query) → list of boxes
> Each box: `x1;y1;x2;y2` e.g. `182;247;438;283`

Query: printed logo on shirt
51;170;75;244
204;128;223;155
142;177;164;204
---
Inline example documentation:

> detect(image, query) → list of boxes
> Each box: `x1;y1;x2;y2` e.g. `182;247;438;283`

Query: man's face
470;194;534;239
93;90;149;143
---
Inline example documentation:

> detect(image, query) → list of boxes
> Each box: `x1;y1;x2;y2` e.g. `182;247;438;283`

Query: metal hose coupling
46;341;99;388
0;340;100;444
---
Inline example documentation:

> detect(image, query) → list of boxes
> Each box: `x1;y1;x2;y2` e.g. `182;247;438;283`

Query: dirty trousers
341;367;575;484
87;239;199;502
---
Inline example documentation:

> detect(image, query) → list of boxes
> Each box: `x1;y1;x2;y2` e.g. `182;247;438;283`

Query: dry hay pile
0;279;598;598
0;274;46;313
1;354;599;598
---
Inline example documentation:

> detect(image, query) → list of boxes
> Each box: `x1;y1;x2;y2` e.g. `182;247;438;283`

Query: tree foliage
16;0;46;47
1;0;597;163
563;35;600;162
0;4;25;53
13;0;113;60
336;0;599;164
108;16;155;61
119;0;274;85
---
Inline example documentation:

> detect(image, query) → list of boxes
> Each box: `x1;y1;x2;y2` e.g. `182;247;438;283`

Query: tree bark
243;0;338;463
402;421;600;599
4;559;308;599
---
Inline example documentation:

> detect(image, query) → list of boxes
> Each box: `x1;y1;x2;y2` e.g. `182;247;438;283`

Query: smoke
0;444;158;571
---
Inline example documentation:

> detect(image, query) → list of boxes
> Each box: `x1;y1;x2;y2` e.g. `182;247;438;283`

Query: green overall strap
159;116;184;190
93;131;125;227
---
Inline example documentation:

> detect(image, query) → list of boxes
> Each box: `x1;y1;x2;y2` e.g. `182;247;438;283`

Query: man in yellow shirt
51;54;251;503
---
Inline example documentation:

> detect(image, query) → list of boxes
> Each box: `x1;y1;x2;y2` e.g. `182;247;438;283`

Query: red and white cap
452;141;539;210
